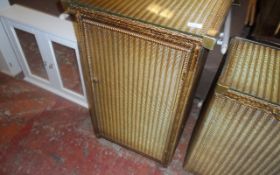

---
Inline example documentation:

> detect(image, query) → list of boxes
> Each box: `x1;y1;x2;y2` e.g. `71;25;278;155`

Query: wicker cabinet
184;38;280;174
67;0;231;165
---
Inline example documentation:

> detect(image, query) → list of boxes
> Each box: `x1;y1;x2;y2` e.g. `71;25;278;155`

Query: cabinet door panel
81;20;200;162
52;41;84;95
14;28;49;81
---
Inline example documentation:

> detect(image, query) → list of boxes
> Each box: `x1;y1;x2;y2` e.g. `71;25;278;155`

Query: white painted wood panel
0;17;21;76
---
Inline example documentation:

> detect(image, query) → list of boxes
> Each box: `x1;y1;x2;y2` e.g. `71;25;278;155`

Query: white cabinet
1;5;87;107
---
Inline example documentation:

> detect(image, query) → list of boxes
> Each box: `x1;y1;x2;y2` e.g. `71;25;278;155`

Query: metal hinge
202;35;216;50
215;84;229;94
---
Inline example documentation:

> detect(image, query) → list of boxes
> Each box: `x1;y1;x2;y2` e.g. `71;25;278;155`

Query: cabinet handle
93;77;99;83
49;63;54;69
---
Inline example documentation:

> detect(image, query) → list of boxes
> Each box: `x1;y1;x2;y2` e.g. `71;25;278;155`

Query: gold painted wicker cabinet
66;0;231;165
184;37;280;174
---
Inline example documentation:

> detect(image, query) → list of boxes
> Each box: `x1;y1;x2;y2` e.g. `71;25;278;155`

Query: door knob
93;77;99;83
49;63;54;69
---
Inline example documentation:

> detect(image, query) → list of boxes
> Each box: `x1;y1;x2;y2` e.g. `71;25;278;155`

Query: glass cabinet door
14;28;49;81
51;41;84;95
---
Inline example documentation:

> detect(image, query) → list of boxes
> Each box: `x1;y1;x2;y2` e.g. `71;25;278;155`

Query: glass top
68;0;232;38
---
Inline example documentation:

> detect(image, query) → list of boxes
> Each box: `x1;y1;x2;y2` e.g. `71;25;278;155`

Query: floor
0;72;198;175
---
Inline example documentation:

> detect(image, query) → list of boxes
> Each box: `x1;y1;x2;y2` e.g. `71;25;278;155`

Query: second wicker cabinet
184;38;280;174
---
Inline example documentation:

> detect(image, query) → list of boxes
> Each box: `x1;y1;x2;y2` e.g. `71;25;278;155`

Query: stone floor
0;72;199;175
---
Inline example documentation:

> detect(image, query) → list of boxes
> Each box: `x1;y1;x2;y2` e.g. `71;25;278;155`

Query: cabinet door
80;20;202;163
6;21;52;86
46;35;87;105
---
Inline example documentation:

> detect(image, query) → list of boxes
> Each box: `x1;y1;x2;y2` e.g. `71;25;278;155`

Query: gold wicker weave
67;0;231;165
184;37;280;175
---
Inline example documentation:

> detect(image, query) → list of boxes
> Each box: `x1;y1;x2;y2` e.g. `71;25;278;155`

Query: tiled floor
0;73;199;175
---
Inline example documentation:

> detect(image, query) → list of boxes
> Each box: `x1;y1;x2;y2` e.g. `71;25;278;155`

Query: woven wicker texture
220;38;280;105
185;95;280;175
69;0;231;37
184;38;280;175
81;20;201;162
